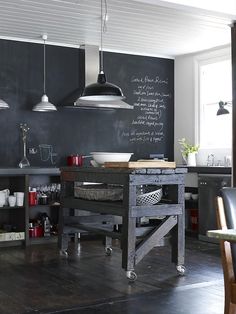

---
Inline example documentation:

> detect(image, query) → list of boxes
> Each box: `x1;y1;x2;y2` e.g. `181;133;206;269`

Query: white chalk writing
123;74;171;143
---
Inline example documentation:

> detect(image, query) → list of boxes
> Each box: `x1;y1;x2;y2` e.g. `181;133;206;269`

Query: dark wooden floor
0;236;224;314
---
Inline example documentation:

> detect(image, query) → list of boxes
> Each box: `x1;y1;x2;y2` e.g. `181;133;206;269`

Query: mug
15;192;24;207
67;155;83;167
8;195;16;207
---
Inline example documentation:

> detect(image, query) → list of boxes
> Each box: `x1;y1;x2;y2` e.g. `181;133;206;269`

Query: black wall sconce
216;100;231;115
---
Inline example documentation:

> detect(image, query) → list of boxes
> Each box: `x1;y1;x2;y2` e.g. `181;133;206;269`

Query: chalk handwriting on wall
39;144;57;165
122;75;171;144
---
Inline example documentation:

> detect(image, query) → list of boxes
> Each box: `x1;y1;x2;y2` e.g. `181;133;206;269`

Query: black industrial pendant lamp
79;0;126;103
216;101;230;115
33;34;57;112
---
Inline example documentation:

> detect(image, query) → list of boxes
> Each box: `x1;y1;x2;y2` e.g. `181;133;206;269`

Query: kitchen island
59;166;187;281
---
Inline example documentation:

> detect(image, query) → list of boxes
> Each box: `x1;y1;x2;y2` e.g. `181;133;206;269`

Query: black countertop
187;166;231;175
0;166;230;176
0;167;60;176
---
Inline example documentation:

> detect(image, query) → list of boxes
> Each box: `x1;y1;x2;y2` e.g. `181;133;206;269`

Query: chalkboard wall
0;39;174;167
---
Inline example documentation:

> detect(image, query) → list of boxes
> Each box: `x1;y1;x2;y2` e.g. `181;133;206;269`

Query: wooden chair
217;188;236;314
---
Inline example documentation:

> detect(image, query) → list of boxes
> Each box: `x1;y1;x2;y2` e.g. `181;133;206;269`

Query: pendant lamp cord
43;38;46;95
100;0;107;72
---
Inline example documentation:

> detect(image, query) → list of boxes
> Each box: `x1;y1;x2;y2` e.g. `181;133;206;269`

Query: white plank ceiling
0;0;234;58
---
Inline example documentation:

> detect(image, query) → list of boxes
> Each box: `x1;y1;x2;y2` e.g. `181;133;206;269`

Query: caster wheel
60;250;68;257
126;270;137;282
176;265;186;276
105;247;112;256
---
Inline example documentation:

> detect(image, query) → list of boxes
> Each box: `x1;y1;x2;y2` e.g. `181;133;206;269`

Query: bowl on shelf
191;194;198;201
184;192;192;200
90;152;133;166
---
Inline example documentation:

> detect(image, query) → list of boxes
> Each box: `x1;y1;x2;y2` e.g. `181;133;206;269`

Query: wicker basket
136;185;162;206
74;184;123;201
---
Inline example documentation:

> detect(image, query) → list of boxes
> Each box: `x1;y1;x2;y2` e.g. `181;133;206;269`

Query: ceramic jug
187;152;197;166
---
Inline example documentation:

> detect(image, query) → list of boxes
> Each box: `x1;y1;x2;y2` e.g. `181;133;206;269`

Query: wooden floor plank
0;237;224;314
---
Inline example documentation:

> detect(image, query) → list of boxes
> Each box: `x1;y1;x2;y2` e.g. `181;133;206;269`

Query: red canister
29;225;44;238
67;155;83;167
28;191;37;206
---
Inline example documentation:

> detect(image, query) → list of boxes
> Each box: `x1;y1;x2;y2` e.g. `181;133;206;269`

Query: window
199;57;232;149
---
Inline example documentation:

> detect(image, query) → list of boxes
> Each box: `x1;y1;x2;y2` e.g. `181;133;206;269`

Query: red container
67;155;83;167
28;191;37;206
190;209;198;232
29;225;44;238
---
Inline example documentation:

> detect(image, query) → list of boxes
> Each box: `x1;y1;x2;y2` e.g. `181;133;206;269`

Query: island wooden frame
59;166;187;276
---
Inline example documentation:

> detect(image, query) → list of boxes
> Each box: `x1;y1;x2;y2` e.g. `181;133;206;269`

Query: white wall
174;45;231;186
174;54;195;165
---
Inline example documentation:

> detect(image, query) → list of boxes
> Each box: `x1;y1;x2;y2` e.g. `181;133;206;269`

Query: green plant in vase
178;138;199;166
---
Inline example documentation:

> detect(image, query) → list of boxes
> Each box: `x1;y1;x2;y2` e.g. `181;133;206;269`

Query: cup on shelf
15;192;24;206
191;194;198;201
8;195;16;207
0;192;5;207
184;192;192;200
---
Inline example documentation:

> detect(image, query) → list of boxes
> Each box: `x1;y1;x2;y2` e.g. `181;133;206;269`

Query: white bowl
191;194;198;201
184;192;192;200
90;152;133;166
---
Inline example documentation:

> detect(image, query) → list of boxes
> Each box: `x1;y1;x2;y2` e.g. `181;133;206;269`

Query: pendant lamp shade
32;34;57;112
32;94;57;112
0;99;9;109
80;71;124;101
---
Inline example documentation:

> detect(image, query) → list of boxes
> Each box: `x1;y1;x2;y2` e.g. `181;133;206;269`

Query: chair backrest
220;187;236;276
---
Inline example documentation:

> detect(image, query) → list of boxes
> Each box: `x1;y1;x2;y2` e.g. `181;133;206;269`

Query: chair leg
224;297;232;314
228;302;236;314
225;294;230;314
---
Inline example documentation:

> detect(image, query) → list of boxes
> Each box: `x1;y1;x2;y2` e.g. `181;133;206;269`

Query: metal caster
60;250;68;257
176;265;186;276
126;270;137;282
105;247;112;256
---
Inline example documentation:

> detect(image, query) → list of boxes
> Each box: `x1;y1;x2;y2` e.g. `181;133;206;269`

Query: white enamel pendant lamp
33;34;57;112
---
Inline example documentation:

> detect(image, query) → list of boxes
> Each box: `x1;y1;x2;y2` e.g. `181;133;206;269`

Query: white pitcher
0;192;5;207
0;189;10;205
187;152;197;166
